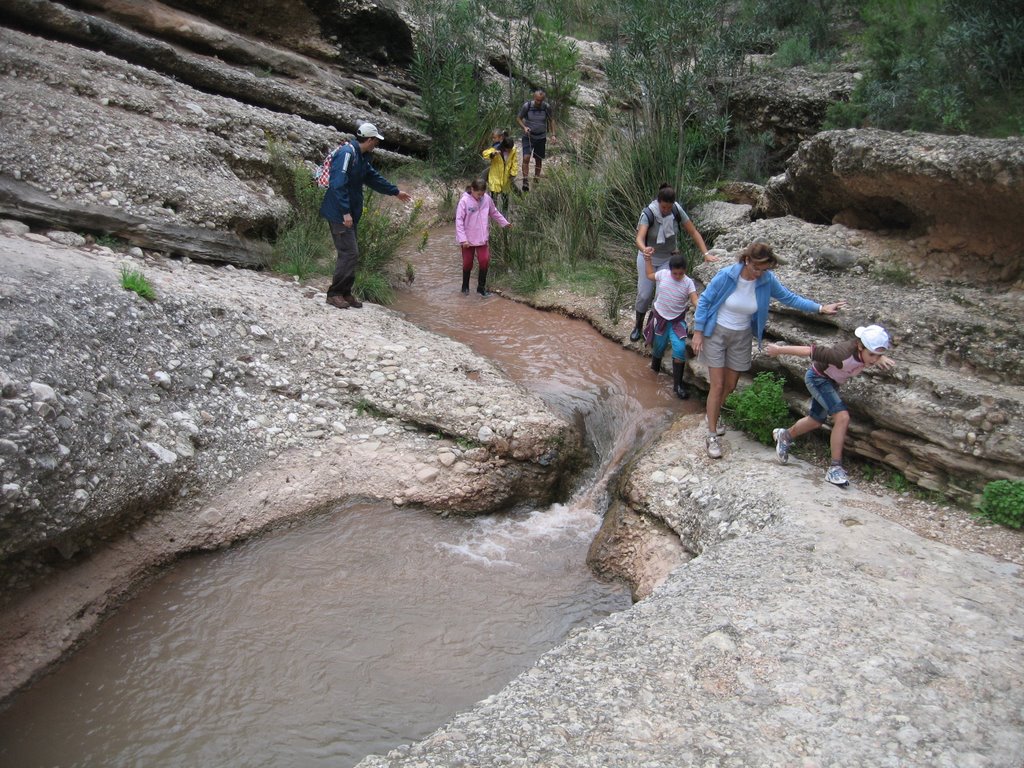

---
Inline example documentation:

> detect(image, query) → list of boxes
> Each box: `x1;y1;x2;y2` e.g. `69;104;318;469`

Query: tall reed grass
267;142;421;304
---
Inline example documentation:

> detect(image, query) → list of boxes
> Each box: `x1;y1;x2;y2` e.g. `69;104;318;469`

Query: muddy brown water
0;226;700;767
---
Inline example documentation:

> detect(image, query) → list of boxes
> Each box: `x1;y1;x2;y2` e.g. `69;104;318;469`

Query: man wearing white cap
765;324;896;486
320;122;412;309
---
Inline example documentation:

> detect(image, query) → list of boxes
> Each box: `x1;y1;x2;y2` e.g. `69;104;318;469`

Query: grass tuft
119;266;155;301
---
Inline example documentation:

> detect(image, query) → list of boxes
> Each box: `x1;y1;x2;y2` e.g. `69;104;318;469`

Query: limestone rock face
757;129;1024;284
722;66;856;169
148;0;415;64
0;235;581;567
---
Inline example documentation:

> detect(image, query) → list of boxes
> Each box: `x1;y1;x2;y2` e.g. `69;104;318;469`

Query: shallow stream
0;226;699;766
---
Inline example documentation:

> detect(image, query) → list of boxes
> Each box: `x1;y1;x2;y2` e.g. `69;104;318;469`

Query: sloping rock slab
356;422;1024;768
3;0;428;152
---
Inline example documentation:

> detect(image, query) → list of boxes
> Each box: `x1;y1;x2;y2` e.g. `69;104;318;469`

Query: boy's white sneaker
825;465;850;486
772;428;791;464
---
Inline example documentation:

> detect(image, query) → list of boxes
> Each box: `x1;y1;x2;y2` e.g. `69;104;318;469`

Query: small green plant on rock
96;233;125;249
119;266;155;301
886;471;911;493
723;371;790;445
354;398;386;419
975;479;1024;529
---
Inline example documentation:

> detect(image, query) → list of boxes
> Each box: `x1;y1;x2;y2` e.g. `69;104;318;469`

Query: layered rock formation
756;129;1024;284
689;209;1023;502
722;65;857;169
0;0;428;258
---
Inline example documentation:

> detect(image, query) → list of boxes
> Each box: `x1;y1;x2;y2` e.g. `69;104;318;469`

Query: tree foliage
827;0;1024;135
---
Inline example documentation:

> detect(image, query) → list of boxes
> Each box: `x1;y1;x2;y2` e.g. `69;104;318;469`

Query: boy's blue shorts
805;369;848;423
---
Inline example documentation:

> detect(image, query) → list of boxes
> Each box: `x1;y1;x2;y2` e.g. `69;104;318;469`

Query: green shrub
354;193;423;304
96;233;126;249
872;262;917;286
271;162;333;280
832;0;1024;136
408;0;508;180
725;129;776;183
976;480;1024;529
119;266;155;301
723;372;791;445
887;471;911;493
773;33;813;67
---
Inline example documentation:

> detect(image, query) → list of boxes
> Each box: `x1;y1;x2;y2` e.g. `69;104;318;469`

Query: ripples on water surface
0;503;629;767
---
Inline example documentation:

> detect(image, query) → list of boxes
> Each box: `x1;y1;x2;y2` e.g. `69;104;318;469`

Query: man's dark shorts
522;135;547;160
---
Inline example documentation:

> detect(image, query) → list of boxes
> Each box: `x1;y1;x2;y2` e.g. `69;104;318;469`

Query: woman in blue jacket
692;241;845;459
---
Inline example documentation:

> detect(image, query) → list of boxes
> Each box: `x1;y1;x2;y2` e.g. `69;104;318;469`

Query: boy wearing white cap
766;325;896;486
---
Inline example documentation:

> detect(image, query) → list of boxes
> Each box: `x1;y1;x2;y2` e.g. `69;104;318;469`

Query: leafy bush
119;266;155;301
725;129;776;183
409;0;508;179
886;471;911;493
872;262;917;286
772;33;813;67
976;480;1024;529
355;192;424;304
723;372;791;445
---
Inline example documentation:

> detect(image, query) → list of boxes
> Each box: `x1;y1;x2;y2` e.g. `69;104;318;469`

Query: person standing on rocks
691;241;845;459
642;252;698;400
456;178;510;297
630;184;714;343
517;90;554;192
767;324;896;486
321;123;412;310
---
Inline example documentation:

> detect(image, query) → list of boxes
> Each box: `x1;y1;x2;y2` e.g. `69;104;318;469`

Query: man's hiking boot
326;295;350;310
343;294;363;308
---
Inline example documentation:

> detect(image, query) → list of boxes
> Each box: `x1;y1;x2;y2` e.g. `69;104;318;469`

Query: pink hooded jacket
455;191;509;246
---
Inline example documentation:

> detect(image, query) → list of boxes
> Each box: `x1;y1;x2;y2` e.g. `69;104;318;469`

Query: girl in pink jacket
455;178;510;296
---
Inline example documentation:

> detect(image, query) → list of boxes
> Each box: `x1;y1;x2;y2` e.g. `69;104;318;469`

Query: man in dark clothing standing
517;90;555;191
320;122;412;309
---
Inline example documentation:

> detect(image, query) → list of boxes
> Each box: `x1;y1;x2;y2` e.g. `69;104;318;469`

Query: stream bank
0;228;581;704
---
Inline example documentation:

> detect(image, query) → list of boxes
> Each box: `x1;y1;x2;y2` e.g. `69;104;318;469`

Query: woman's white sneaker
773;428;791;464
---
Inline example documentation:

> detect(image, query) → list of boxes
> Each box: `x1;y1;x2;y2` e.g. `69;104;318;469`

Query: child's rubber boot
629;311;645;342
672;360;689;399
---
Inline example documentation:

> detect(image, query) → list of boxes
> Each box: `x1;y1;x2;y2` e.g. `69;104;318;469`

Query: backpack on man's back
314;141;349;188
